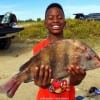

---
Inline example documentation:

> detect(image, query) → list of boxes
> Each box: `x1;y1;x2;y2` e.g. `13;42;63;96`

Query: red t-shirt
33;39;75;100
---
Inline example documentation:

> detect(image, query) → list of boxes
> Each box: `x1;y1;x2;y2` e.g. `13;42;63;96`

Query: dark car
73;13;100;20
73;13;85;20
85;13;100;20
0;12;24;49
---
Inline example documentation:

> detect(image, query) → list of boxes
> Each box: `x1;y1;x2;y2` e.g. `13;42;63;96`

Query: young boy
33;3;86;100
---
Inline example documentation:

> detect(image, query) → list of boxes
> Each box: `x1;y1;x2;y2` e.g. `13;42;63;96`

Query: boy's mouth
52;25;60;29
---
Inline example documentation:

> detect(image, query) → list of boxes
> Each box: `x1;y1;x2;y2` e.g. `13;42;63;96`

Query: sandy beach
0;42;100;100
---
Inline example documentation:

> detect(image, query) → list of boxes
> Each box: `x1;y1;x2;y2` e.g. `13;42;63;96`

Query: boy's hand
68;65;86;85
34;65;51;88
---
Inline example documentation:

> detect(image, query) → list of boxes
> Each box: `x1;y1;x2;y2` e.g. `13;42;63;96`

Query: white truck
0;12;24;49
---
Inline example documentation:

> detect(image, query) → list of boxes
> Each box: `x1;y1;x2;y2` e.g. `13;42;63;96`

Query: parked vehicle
85;13;100;20
73;13;85;20
73;13;100;20
0;12;24;49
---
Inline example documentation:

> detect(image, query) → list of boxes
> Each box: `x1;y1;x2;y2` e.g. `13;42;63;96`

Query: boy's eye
47;15;63;20
58;16;63;19
48;16;53;20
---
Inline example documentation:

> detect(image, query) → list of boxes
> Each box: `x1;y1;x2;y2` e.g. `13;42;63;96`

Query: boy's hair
45;3;65;18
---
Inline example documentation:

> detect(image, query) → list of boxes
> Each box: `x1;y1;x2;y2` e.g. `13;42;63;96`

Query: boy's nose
53;17;58;22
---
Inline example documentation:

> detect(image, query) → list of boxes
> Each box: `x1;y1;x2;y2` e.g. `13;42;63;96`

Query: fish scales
20;40;70;80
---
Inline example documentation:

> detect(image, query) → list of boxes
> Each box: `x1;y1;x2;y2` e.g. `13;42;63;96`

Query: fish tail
0;76;21;98
7;81;21;98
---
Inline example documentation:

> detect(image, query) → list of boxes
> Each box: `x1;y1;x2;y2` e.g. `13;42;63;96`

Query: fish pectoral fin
24;79;33;83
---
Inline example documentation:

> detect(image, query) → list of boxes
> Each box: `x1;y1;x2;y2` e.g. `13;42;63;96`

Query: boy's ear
64;21;67;29
64;21;66;27
44;20;47;28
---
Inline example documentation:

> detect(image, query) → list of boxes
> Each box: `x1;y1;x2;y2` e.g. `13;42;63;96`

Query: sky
0;0;100;20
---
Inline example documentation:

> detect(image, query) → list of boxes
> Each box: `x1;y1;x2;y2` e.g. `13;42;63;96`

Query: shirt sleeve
33;39;50;55
33;44;41;55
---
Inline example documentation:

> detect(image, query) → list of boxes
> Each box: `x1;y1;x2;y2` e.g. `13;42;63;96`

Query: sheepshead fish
0;39;100;98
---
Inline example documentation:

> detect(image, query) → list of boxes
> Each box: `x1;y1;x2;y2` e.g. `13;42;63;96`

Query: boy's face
45;7;66;35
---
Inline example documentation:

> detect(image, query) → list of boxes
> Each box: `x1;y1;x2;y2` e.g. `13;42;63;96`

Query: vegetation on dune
16;19;100;48
64;19;100;39
17;19;100;39
17;21;47;41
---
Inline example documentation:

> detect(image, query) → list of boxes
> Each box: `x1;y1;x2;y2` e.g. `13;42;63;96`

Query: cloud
14;10;35;20
0;4;33;20
0;4;20;14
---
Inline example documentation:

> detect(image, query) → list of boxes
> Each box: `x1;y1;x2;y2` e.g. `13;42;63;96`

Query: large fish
0;39;100;98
